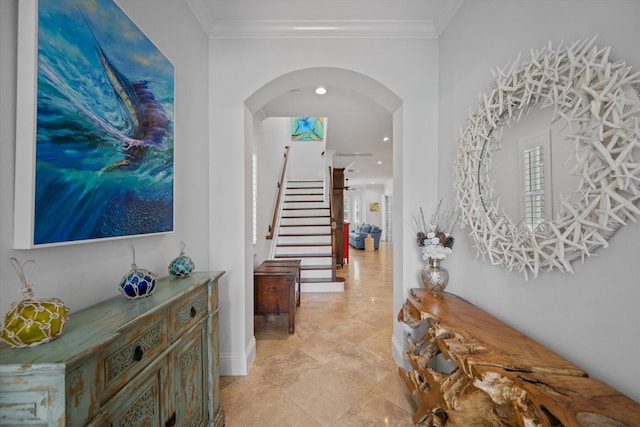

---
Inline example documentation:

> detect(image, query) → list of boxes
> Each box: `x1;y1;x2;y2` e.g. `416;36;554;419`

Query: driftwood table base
398;288;640;426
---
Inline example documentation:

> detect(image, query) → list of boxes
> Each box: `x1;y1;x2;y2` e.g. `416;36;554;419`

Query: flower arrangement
411;199;458;260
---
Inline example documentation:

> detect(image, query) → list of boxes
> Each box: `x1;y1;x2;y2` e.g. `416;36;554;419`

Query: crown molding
185;1;439;40
186;0;462;39
433;0;463;35
207;19;437;39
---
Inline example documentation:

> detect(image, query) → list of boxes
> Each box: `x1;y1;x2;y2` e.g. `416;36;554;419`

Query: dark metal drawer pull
165;411;176;427
190;306;197;317
133;345;144;362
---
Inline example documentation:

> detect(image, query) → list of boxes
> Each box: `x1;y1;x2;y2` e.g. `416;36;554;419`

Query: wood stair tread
278;233;331;237
285;192;324;195
283;207;329;210
300;278;339;283
300;264;333;270
280;224;330;227
276;243;331;247
275;253;332;258
281;215;329;218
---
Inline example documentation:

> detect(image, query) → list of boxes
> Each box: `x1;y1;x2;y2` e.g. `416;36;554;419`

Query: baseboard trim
220;336;256;376
391;332;409;370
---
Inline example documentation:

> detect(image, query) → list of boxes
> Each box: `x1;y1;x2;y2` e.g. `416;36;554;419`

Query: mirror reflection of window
522;144;547;232
489;107;581;232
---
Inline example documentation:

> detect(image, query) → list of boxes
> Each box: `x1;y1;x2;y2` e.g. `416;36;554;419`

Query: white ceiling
186;0;462;187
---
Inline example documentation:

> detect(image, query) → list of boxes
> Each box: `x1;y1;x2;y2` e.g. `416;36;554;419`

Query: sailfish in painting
85;18;171;172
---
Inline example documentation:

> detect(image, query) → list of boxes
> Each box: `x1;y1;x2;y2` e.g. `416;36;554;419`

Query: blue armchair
349;224;382;249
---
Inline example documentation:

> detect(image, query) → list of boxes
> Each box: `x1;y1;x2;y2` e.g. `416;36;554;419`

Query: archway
244;66;406;367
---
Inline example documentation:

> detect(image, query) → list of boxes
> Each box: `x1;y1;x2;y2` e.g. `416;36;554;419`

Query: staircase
273;180;344;292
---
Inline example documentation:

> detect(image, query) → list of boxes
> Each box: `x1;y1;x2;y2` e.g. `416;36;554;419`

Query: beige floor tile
224;391;322;427
283;364;371;425
328;317;377;344
371;370;418;415
295;328;357;364
220;369;279;416
221;243;418;426
251;348;324;388
324;345;397;389
333;393;415;427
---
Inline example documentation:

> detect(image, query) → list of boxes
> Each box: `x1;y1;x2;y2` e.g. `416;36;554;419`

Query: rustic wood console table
398;288;640;426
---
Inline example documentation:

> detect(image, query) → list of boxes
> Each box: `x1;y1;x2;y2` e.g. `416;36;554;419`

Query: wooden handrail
266;146;290;240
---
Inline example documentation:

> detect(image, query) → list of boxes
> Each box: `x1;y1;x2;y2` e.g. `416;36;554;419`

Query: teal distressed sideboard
0;271;225;427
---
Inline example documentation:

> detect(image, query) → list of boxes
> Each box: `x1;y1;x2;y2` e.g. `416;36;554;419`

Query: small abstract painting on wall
369;202;380;213
291;117;324;141
14;0;174;248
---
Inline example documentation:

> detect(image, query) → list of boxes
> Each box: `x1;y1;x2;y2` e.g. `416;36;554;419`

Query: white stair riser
282;209;329;217
283;202;328;209
276;246;331;255
301;270;332;279
284;195;326;202
280;217;330;226
300;282;344;292
278;235;331;244
278;226;330;234
274;256;332;265
286;188;324;195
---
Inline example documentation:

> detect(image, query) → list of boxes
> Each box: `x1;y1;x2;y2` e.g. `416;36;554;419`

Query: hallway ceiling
187;0;462;188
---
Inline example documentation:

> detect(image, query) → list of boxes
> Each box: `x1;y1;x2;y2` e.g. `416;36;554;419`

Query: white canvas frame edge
13;0;38;249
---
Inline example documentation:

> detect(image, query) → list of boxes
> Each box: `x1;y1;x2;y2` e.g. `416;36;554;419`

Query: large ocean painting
19;0;175;246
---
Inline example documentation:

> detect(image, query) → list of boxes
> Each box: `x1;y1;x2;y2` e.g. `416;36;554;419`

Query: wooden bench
254;261;300;334
398;288;640;426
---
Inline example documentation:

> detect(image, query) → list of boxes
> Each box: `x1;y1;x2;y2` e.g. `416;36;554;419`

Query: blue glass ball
119;268;157;299
169;255;195;278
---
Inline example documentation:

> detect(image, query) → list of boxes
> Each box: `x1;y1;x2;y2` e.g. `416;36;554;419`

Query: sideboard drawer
170;287;207;341
99;363;164;427
99;313;167;402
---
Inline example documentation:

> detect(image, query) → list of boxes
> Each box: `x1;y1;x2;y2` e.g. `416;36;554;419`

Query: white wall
254;117;291;264
288;141;326;181
209;36;439;375
362;184;384;227
438;0;640;402
0;1;211;315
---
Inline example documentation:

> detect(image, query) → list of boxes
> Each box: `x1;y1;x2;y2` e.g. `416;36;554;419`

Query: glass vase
421;257;449;294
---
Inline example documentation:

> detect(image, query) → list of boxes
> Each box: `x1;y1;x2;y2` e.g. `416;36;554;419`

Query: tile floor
220;242;417;426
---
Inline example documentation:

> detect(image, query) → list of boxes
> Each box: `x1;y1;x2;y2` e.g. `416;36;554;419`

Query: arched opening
244;66;405;365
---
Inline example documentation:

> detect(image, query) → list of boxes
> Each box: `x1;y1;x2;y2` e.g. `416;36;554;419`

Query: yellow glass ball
1;299;69;348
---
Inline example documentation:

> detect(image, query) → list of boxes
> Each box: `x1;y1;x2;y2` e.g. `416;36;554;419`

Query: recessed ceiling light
376;161;383;165
315;86;327;95
383;137;391;142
